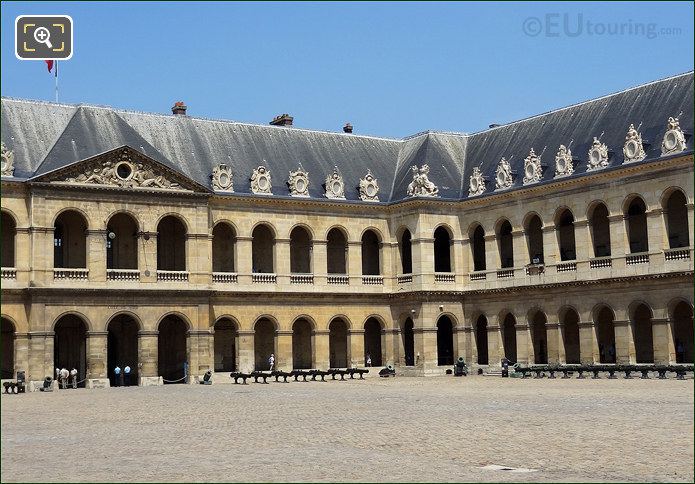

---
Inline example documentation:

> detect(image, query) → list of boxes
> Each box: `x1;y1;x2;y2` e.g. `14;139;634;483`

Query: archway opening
292;318;313;369
502;314;517;363
252;225;275;273
595;307;616;363
589;203;611;257
557;209;576;261
632;304;654;363
326;228;347;274
1;318;15;379
434;227;452;272
475;315;488;365
361;230;380;275
329;318;348;368
54;210;87;268
673;302;694;363
436;316;454;366
290;227;312;274
665;190;690;248
626;197;648;253
531;311;548;364
157;216;186;271
364;318;382;366
399;229;412;274
525;214;544;264
107;314;139;385
1;212;16;268
212;223;236;272
497;220;514;268
54;314;87;386
561;308;580;364
471;225;486;271
107;213;138;270
158;315;188;383
254;318;276;370
214;318;237;372
402;318;415;366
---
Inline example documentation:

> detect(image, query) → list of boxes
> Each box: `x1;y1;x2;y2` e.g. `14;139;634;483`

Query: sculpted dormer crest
1;141;15;177
468;166;486;197
495;157;514;190
587;137;609;171
250;165;272;195
407;164;439;197
661;117;687;156
623;124;646;163
324;166;345;199
359;169;380;202
288;163;310;197
554;145;574;177
522;148;543;185
211;163;234;192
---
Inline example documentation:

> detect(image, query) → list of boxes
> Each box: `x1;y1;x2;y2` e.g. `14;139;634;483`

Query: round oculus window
496;171;507;186
258;176;269;190
664;131;678;150
366;184;377;197
557;157;568;171
525;163;535;178
625;140;638;158
218;172;230;187
116;162;133;180
470;178;479;191
331;180;342;193
590;149;601;164
296;178;306;192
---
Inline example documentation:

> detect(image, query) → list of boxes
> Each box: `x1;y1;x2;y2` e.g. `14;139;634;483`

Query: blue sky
2;1;693;138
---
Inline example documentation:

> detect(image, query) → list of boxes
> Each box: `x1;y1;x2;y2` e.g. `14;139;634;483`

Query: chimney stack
343;123;353;133
172;101;187;116
270;113;293;127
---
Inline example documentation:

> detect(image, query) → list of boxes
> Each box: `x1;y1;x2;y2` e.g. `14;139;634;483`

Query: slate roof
2;71;693;202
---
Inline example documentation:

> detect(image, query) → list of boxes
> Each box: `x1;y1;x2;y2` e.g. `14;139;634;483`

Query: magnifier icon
33;27;53;49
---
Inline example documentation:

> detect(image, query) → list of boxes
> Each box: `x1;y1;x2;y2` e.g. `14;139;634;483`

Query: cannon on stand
454;357;468;376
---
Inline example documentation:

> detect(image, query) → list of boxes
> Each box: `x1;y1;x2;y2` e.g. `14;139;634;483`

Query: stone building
0;72;693;387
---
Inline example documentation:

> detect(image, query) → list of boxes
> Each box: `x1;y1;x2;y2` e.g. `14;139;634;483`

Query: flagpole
55;61;58;103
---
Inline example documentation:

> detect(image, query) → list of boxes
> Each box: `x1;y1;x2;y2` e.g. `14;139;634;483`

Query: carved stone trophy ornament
554;145;574;177
495;157;513;190
406;164;439;197
359;169;380;201
522;148;543;185
586;137;609;171
661;117;687;156
211;164;234;192
468;166;486;197
250;165;272;195
324;166;345;199
288;164;310;197
623;124;646;163
1;141;14;177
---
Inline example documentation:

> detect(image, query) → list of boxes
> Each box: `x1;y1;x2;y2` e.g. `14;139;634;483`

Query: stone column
455;325;472;364
460;238;471;277
413;237;434;286
276;238;291;285
27;331;53;385
236;330;254;373
646;208;666;265
187;234;212;285
486;320;501;367
313;240;328;286
276;330;293;370
313;329;330;369
512;229;526;270
484;234;498;271
608;214;627;270
515;324;530;365
651;318;674;365
14;228;31;284
546;321;562;364
188;330;213;379
235;236;253;285
137;232;158;283
614;319;635;364
138;330;161;385
13;333;29;378
419;327;439;373
86;331;108;387
87;229;107;282
347;241;362;285
578;322;598;364
30;226;53;284
348;328;365;367
574;219;590;273
541;224;557;265
452;238;465;284
382;328;398;366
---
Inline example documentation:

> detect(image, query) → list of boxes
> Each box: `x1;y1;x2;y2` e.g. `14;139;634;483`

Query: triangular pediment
30;146;209;192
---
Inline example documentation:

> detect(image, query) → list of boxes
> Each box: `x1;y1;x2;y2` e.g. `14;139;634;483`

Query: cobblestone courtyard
1;376;693;482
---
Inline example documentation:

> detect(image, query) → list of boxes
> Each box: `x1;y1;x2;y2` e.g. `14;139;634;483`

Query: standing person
70;368;78;388
123;365;131;387
114;365;121;387
268;353;275;371
366;354;372;367
59;368;69;389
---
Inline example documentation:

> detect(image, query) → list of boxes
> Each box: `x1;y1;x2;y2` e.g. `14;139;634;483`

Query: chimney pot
343;123;353;133
270;113;293;126
172;101;187;116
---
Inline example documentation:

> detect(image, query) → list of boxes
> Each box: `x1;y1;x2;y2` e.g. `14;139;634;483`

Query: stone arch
554;207;576;261
397;227;413;274
629;301;654;364
587;200;611;257
434;225;454;272
107;313;140;385
212;221;236;273
252;223;276;274
559;306;580;364
593;304;616;363
495;218;514;269
1;317;16;379
624;194;648;253
523;212;544;264
669;299;693;363
436;315;455;366
107;212;139;270
157;215;187;271
51;206;93;228
401;317;415;366
329;317;349;368
292;317;314;369
158;314;189;383
363;316;384;367
54;313;88;386
661;187;690;248
361;229;381;275
468;223;486;271
214;317;239;372
290;225;313;274
528;309;548;364
500;312;517;363
326;226;348;274
1;210;17;268
54;209;88;269
475;314;489;365
254;316;277;370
